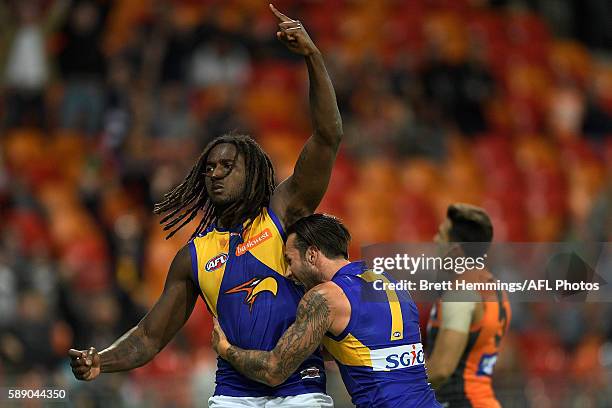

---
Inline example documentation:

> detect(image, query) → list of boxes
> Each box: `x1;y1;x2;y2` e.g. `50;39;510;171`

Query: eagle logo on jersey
225;276;278;311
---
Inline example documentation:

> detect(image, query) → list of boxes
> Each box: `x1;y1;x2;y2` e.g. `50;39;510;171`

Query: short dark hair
447;203;493;257
286;214;351;260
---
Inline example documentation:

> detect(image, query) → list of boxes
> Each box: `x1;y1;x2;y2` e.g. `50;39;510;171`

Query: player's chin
209;193;234;207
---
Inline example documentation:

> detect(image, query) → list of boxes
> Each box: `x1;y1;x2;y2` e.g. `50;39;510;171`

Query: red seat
394;192;439;241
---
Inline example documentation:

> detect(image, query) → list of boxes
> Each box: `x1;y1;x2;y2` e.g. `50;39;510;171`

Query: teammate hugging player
427;203;512;408
212;214;442;408
69;5;343;407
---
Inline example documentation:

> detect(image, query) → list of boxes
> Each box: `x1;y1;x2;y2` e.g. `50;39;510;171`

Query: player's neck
215;207;245;230
319;258;351;283
216;216;236;229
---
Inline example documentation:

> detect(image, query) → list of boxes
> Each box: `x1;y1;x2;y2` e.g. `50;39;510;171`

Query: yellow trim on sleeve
322;334;373;367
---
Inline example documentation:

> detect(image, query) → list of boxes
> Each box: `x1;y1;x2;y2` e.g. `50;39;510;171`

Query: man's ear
306;246;318;265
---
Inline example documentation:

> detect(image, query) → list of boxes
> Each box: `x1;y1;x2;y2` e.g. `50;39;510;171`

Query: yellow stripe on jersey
193;230;230;317
322;334;373;367
358;270;404;341
243;208;288;277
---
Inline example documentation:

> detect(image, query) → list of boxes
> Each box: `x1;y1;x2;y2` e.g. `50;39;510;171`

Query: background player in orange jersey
427;203;511;408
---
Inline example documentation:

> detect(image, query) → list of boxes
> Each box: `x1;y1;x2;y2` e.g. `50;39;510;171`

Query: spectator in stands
58;0;109;135
1;0;69;129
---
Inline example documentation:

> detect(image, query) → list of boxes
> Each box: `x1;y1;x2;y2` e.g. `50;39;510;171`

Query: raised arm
268;4;343;227
212;287;332;387
69;245;198;380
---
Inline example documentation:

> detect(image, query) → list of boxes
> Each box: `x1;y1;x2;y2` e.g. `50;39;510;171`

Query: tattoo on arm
99;326;159;373
225;346;271;383
274;290;330;380
223;290;331;386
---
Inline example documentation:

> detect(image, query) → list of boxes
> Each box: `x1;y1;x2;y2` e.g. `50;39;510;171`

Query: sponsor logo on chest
235;228;272;256
370;342;425;371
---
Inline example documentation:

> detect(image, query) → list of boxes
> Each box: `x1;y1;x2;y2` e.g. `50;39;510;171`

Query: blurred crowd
0;0;611;407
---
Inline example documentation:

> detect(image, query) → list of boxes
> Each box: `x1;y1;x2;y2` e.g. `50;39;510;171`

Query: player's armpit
272;135;340;227
426;327;469;389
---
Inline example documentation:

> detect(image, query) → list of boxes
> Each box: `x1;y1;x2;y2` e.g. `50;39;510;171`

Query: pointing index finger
269;4;292;22
86;347;96;365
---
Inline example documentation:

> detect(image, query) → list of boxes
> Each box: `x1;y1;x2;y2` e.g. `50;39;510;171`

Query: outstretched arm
69;246;198;380
268;4;343;227
212;288;332;386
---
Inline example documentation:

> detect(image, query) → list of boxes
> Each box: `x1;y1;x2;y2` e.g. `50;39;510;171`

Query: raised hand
68;347;101;381
269;4;318;56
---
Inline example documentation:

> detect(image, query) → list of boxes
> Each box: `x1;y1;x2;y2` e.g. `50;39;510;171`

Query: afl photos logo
206;253;228;272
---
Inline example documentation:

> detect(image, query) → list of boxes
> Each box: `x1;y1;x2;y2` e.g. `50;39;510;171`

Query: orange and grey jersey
426;269;511;408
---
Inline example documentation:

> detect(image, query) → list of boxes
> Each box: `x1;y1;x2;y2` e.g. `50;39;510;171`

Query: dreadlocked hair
153;133;276;240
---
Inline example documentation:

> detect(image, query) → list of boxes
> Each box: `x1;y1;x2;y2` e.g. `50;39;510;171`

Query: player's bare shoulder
167;244;196;284
310;281;350;335
311;281;345;302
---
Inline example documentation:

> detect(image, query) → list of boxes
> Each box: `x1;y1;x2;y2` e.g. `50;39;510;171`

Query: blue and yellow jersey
188;207;325;397
323;262;441;408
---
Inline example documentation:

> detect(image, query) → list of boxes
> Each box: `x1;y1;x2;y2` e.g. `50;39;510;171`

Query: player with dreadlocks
69;5;342;407
154;133;278;239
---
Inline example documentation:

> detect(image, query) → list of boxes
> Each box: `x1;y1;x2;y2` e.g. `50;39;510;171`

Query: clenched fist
68;347;101;381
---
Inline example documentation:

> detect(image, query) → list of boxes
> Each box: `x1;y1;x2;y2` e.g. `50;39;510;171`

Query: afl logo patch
206;253;228;272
